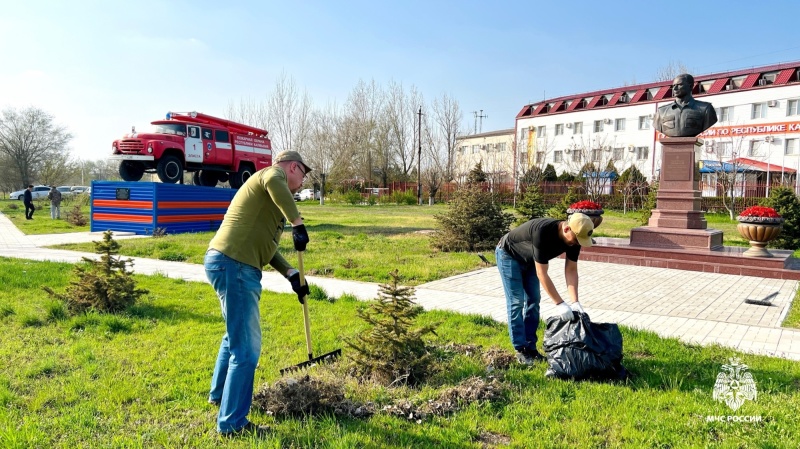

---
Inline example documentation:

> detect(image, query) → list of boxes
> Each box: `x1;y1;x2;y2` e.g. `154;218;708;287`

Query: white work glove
555;302;575;321
571;301;586;316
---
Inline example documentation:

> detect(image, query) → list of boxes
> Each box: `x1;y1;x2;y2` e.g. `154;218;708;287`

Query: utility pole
471;110;488;134
417;106;423;205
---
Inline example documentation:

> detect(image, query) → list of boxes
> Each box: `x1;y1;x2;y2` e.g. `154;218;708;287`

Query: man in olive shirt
495;213;594;365
204;150;311;437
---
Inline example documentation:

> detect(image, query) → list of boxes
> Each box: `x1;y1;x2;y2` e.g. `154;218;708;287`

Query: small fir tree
639;181;659;225
766;187;800;249
65;204;88;226
542;164;558;182
344;270;438;386
515;184;547;225
547;186;581;220
43;231;148;313
431;183;514;251
467;161;487;184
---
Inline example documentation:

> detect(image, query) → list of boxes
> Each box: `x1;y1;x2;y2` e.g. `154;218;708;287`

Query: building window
613;147;624;160
636;146;649;160
537;126;546;136
719;106;732;122
573;122;583;134
497;142;506;152
786;138;799;155
554;151;563;163
460;145;467;153
638;116;651;130
593;120;604;132
555;124;564;135
591;149;603;161
614;118;625;132
471;145;480;154
717;141;732;157
518;129;528;151
748;140;762;157
572;151;582;162
788;99;799;116
752;103;767;119
535;151;544;164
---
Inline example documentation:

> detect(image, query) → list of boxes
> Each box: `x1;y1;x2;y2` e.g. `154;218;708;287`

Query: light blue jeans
495;246;541;352
204;249;263;434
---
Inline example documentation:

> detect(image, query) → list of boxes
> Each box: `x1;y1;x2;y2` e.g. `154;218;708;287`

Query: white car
298;189;318;201
56;186;74;197
10;185;50;200
70;186;90;194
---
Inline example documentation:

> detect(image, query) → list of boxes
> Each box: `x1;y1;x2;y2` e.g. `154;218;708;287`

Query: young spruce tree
344;270;438;386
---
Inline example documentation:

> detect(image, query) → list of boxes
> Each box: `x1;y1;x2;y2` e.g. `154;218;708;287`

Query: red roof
740;73;760;89
775;68;795;85
731;157;796;173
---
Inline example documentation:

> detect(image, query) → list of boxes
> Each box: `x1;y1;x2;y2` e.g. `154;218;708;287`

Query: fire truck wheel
229;164;254;188
157;155;183;184
119;161;145;182
192;171;202;186
198;170;220;187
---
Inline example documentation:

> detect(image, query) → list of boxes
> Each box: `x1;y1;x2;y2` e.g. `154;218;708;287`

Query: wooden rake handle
298;251;314;360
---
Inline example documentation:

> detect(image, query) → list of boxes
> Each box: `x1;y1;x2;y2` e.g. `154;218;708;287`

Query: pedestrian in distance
495;213;595;365
23;185;35;220
204;150;312;437
47;186;62;219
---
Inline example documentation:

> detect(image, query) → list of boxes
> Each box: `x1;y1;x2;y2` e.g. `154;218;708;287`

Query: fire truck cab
110;111;272;188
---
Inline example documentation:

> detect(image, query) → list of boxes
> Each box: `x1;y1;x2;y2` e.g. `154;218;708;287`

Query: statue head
672;74;694;101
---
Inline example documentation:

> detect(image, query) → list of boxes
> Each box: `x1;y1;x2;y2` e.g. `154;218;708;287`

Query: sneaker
220;422;271;438
515;348;545;365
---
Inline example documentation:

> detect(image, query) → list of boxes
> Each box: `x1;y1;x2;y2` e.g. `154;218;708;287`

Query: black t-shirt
500;218;580;265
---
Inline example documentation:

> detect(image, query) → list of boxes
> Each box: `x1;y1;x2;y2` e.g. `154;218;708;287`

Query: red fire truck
110;111;272;187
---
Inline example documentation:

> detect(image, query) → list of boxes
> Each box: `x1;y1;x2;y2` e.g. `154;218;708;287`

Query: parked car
70;186;90;194
293;191;301;201
298;189;318;201
10;185;50;200
56;186;73;197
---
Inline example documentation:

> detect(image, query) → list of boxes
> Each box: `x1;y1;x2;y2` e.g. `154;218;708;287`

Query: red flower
569;200;603;210
738;205;781;218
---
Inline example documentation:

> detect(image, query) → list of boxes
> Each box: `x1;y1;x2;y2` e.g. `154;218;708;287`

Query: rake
280;251;342;376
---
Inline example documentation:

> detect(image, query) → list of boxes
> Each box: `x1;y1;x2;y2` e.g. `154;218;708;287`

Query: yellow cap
568;213;594;247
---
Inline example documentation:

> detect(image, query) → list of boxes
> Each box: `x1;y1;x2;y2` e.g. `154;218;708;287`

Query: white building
513;61;800;193
454;128;515;184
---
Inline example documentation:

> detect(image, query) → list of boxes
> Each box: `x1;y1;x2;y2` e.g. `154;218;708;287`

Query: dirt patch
482;346;516;371
382;376;506;423
253;375;374;418
629;350;654;360
474;430;512;448
413;229;436;235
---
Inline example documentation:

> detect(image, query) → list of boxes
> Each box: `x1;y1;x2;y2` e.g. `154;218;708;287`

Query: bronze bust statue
653;73;717;137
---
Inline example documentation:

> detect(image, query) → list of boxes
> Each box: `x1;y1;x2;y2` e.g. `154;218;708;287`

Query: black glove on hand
292;224;309;252
288;272;309;304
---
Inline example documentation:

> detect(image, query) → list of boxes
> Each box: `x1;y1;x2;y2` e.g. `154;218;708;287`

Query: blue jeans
204;249;263;433
495;246;541;352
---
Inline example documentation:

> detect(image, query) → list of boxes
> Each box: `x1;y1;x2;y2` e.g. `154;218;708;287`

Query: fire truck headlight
147;144;154;154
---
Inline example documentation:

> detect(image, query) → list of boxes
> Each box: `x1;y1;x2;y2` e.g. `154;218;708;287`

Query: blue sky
2;0;799;161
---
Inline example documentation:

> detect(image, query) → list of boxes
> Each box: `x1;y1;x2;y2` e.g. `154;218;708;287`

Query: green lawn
1;257;798;448
1;198;91;234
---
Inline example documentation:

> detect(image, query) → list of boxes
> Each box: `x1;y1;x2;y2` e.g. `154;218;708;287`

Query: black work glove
292;224;309;252
288;272;309;304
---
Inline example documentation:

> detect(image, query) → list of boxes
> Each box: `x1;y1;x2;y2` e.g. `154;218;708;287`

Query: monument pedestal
630;137;723;250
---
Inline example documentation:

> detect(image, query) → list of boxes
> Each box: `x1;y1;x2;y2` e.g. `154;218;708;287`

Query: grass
1;256;799;448
1;198;91;234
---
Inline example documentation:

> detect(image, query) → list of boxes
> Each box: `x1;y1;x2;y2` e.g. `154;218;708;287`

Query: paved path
2;212;799;361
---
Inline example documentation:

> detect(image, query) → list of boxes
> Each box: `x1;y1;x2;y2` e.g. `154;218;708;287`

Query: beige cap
567;213;594;247
273;150;312;173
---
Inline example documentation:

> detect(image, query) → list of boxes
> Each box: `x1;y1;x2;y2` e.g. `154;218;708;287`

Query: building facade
454;128;515;184
513;61;800;193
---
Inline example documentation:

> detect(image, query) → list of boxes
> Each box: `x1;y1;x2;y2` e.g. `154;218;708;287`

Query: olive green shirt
209;165;301;273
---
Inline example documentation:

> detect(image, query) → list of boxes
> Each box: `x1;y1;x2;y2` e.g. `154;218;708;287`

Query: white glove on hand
570;301;586;315
555;302;575;321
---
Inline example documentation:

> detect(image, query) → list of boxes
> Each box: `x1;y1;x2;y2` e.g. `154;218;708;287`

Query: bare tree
267;71;313;153
385;81;423;179
38;152;80;186
0;107;73;188
224;96;269;131
431;93;463;181
701;135;755;219
654;60;693;81
342;79;385;187
422;112;447;205
562;133;616;202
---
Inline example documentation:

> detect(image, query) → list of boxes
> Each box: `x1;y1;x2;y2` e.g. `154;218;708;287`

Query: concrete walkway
2;212;799;361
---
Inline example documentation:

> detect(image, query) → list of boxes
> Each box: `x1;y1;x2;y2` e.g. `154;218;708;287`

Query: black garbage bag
542;312;627;381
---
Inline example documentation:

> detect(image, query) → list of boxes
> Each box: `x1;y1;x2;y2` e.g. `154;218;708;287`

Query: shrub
431;183;513;252
515;185;547;225
43;231;148;314
65;204;88;226
6;203;18;210
546;186;580;220
344;190;362;205
343;270;438;386
639;181;658;225
766;187;800;250
390;189;417;205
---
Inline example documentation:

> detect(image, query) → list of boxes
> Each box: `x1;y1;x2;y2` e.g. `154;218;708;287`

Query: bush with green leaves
343;270;438;386
65;204;88;226
515;184;548;225
546;186;580;220
431;183;513;252
766;187;800;250
43;231;148;314
639;181;659;225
